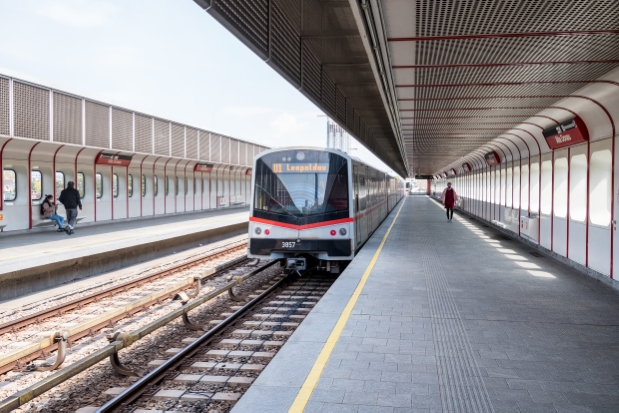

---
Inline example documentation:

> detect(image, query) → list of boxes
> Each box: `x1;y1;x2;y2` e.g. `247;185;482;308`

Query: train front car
249;148;352;275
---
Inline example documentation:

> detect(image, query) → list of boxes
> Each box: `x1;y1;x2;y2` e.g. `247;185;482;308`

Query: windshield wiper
255;184;300;221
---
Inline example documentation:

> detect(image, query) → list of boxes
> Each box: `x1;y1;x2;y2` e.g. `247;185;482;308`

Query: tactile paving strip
421;231;494;412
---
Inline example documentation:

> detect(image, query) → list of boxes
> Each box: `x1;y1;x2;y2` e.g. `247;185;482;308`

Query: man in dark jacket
58;181;82;235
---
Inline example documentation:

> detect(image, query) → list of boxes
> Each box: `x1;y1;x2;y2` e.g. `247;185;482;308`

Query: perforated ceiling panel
0;77;8;136
196;0;407;176
384;0;619;174
85;101;109;148
112;108;132;151
14;82;49;141
53;93;82;145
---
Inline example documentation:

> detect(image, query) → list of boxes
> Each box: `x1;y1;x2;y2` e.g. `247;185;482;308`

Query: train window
540;160;552;215
3;169;16;201
55;172;65;198
253;150;349;218
77;172;85;198
530;162;540;213
590;149;612;226
570;154;587;222
554;157;568;219
165;176;169;196
154;175;158;196
128;174;133;198
31;170;42;201
141;175;146;197
113;173;119;198
96;173;103;199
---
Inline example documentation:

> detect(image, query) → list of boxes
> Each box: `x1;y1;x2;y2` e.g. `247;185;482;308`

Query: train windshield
254;150;349;221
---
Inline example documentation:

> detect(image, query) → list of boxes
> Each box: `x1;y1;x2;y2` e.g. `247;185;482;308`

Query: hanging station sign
194;163;214;173
245;169;252;175
450;168;457;175
462;162;472;172
542;117;589;149
415;175;434;180
484;151;501;166
95;153;132;166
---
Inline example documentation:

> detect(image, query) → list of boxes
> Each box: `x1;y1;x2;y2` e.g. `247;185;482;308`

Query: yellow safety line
289;199;406;413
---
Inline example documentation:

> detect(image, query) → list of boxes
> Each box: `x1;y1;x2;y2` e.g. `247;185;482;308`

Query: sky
0;0;394;174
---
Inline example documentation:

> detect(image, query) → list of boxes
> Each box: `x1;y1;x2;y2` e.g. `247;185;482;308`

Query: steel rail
0;247;247;376
0;260;279;413
0;240;247;335
96;260;285;412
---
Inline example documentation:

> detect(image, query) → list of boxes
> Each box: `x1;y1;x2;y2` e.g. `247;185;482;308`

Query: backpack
40;202;46;216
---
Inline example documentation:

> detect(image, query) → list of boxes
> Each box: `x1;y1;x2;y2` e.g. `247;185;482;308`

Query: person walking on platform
441;182;458;222
58;181;82;235
41;194;65;231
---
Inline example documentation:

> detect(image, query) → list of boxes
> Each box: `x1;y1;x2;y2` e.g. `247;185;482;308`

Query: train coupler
285;258;306;276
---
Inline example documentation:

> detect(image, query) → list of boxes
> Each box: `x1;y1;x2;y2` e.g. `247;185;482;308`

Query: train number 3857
281;242;296;248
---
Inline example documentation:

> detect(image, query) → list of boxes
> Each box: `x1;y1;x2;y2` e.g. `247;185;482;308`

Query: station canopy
193;0;619;176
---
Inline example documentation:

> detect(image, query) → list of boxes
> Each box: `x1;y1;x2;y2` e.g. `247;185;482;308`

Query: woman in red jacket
440;182;458;222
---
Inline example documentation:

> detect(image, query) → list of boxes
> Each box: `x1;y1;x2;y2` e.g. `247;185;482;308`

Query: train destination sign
95;153;132;166
484;151;501;166
272;163;329;173
542;117;589;149
194;163;214;172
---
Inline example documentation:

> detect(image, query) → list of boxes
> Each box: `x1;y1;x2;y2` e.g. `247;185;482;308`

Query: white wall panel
568;221;586;266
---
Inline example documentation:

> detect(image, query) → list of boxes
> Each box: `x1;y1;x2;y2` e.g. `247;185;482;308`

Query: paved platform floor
0;207;248;277
234;196;619;413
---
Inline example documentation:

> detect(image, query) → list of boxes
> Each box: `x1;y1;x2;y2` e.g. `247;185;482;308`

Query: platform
234;196;619;413
0;208;249;300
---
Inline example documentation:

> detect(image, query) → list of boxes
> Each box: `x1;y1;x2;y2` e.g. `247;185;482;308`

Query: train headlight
255;227;262;235
339;228;347;236
296;151;305;161
265;229;270;235
330;230;336;236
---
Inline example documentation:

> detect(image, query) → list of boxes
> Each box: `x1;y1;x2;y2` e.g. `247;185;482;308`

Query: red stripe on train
249;216;354;230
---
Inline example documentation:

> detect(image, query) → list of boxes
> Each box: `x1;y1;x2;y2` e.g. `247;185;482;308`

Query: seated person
41;194;65;232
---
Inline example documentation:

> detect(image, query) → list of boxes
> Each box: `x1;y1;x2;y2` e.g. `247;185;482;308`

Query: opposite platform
0;207;248;300
234;196;619;413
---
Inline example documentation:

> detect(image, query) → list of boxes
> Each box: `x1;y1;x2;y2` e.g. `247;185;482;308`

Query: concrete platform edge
0;222;247;301
231;200;404;413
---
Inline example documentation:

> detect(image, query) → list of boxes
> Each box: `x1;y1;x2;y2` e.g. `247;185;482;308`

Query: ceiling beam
392;59;619;69
387;29;619;42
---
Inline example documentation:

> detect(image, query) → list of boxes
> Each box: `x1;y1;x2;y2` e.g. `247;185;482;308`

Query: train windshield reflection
254;150;348;217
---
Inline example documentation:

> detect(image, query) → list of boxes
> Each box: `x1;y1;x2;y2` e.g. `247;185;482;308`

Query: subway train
248;147;404;274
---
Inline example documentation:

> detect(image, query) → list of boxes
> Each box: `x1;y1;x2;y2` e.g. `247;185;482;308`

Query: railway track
95;273;335;412
0;261;335;413
0;239;249;377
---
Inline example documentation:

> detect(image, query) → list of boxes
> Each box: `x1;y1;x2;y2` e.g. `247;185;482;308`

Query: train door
366;168;372;235
353;165;361;246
